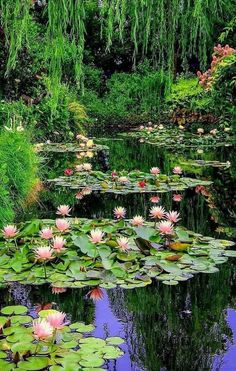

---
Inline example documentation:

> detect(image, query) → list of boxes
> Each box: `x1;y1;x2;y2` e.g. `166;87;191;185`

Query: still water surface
11;138;236;370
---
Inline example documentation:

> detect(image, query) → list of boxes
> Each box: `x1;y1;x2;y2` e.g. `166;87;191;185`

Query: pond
12;137;236;370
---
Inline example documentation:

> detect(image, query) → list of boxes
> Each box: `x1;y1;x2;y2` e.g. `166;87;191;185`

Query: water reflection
1;261;236;371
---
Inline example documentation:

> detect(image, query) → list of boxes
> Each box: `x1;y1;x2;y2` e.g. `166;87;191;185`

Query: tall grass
0;128;39;227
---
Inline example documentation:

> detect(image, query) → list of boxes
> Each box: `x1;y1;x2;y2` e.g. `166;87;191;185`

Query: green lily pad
1;305;28;315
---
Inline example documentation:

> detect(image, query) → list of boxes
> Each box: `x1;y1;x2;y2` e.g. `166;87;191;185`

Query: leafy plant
0;128;39;226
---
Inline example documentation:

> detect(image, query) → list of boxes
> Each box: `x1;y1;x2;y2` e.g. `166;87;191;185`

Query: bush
0;128;39;226
81;64;170;127
0;84;89;142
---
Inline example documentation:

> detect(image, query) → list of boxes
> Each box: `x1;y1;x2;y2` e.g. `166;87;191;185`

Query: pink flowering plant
0;203;235;288
0;305;124;367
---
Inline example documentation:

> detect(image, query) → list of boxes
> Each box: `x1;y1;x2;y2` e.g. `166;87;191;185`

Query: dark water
11;137;236;370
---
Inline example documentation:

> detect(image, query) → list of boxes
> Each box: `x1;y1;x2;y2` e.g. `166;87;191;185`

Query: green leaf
1;305;28;315
18;356;49;370
134;226;156;240
72;235;98;258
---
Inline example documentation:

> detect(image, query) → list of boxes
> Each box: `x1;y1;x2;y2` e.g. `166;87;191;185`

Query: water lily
89;229;104;244
2;225;18;239
173;166;182;175
52;287;67;294
117;237;129;251
53;237;66;252
150;167;160;175
131;215;145;226
46;311;66;330
114;206;126;219
86;151;94;158
149;206;166;220
64;168;73;176
40;228;53;240
210;128;217;135
75;192;84;200
83;163;92;171
111;170;118;178
35;246;54;261
197;128;204;135
75;164;84;172
172;194;182;202
158;220;174;235
150;195;160;203
138;180;146;188
33;319;53;340
86;139;94;148
56;205;71;216
88;287;104;301
55;219;70;232
82;187;92;195
165;211;181;223
118;176;129;184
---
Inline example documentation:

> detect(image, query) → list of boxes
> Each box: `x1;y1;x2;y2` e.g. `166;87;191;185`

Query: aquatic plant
122;125;234;148
0;205;235;288
48;168;212;196
0;305;124;369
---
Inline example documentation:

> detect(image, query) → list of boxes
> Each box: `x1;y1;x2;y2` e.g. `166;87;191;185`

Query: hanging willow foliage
100;0;235;72
0;0;235;105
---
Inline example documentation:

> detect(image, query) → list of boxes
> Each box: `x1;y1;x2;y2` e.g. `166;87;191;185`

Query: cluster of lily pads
121;125;233;148
35;136;108;155
0;305;124;370
0;204;235;289
48;166;212;196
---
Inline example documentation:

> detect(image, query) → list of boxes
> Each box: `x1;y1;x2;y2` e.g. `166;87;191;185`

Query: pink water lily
2;225;18;239
89;229;104;244
40;227;53;240
55;219;70;232
75;192;84;200
131;215;145;226
173;166;182;175
150;167;160;175
56;205;71;216
117;237;129;251
52;287;67;294
158;221;174;235
172;194;182;202
165;211;181;223
53;237;66;252
76;164;84;172
82;187;92;195
46;311;66;330
114;206;126;219
33;319;53;340
88;287;104;301
150;195;160;203
35;246;54;261
149;206;166;220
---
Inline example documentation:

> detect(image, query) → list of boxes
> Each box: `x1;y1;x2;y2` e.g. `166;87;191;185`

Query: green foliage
0;129;39;226
0;84;88;141
0;163;14;226
1;0;234;106
167;77;202;103
211;53;236;119
81;64;169;125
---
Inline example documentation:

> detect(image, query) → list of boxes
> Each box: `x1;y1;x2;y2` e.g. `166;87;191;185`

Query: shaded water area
12;137;236;370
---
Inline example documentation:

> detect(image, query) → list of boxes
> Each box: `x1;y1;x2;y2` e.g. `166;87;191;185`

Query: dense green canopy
1;0;235;99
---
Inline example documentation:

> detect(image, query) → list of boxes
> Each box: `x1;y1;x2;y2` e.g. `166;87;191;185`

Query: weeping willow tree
0;0;235;105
